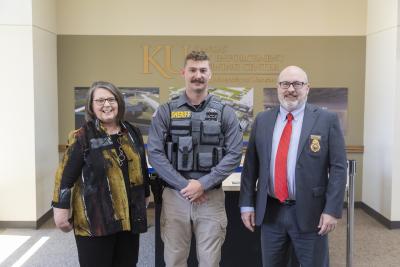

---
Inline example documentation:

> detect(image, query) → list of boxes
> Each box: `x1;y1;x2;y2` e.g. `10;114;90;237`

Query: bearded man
240;66;347;267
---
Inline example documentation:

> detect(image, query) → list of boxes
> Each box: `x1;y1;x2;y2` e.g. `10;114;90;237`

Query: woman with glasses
52;81;150;267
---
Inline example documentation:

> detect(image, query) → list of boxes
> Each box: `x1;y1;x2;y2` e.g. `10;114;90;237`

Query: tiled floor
0;210;155;267
330;209;400;267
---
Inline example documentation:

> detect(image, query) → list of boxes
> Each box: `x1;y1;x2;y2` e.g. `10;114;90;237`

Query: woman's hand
53;207;73;232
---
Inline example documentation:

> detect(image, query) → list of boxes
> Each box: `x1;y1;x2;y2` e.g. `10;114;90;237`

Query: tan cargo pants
160;187;227;267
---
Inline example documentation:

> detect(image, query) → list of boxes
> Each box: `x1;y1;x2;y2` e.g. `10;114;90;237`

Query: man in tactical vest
148;51;243;267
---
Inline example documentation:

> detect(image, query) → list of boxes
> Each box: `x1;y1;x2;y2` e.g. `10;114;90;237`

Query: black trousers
75;231;139;267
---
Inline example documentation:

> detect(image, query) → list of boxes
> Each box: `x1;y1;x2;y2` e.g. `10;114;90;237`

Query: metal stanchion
149;173;165;267
346;160;356;267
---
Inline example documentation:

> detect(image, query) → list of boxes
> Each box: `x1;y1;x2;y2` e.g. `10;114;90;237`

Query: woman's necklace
104;125;125;166
116;133;126;167
106;125;120;135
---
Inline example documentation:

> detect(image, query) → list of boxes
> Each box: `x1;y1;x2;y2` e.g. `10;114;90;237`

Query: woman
52;81;150;267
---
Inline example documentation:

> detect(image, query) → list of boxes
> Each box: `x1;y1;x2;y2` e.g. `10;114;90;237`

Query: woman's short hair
85;81;125;122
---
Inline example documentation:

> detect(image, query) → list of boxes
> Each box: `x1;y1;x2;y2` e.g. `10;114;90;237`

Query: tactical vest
166;95;225;173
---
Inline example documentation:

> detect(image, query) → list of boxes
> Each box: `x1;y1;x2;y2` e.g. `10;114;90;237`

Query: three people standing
53;58;346;267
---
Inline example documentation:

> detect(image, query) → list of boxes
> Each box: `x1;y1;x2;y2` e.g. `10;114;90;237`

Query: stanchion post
346;160;356;267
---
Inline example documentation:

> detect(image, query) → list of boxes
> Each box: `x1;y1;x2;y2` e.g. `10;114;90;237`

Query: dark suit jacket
239;103;347;232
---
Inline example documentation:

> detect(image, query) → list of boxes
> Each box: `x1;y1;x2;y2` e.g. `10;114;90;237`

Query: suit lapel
264;107;279;161
297;104;319;161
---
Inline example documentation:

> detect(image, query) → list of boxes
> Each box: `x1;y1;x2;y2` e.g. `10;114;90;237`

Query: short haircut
184;51;210;66
85;81;125;122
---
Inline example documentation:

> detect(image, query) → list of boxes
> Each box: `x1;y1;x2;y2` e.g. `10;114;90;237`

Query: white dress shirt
268;104;305;200
241;103;305;212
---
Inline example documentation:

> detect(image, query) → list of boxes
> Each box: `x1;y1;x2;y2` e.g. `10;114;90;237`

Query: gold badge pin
310;135;321;153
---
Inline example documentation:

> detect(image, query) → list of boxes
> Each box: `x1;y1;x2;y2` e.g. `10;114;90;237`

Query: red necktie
274;113;293;202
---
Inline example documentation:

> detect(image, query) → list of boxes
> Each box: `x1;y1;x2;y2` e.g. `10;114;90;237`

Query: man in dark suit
240;66;347;267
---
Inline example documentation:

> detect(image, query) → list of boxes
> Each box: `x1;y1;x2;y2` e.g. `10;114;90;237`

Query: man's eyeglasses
278;81;307;90
93;97;117;106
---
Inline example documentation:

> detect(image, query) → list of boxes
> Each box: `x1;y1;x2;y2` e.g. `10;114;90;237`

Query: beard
279;94;307;112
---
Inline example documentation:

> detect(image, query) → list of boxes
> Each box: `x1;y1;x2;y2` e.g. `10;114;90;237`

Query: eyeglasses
278;81;307;90
93;97;117;106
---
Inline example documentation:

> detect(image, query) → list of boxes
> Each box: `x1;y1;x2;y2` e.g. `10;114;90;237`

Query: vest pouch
201;121;221;145
197;152;214;171
213;147;224;164
165;141;174;165
170;119;192;136
177;136;193;171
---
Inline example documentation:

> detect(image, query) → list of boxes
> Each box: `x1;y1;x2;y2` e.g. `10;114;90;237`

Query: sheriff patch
171;111;192;119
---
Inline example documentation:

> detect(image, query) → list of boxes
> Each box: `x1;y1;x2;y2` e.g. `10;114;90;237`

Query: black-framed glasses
93;97;117;106
278;81;307;90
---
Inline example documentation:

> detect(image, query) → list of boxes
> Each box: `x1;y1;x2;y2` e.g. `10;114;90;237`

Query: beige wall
33;26;58;220
0;0;32;25
33;0;58;221
0;24;36;221
57;35;366;200
56;0;367;36
33;0;57;33
0;0;369;225
363;0;400;221
0;0;58;223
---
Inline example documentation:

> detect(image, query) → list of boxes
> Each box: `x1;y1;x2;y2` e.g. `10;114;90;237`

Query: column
363;0;400;227
0;0;58;228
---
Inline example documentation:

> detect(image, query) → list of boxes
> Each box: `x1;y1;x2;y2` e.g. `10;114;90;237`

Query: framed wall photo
263;87;348;136
75;87;160;135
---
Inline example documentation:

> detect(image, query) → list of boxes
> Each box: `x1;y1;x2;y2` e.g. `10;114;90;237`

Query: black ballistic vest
166;95;225;176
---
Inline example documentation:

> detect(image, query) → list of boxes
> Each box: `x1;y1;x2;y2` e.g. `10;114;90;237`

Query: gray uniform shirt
148;93;243;191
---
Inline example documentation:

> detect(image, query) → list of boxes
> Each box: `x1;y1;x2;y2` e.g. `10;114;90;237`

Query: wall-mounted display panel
58;35;365;147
